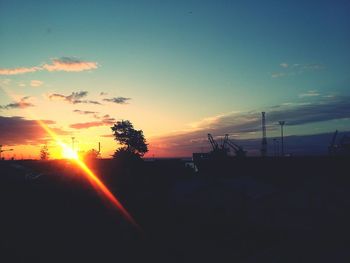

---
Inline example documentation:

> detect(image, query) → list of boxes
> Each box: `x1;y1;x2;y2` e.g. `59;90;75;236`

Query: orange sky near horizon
1;1;350;159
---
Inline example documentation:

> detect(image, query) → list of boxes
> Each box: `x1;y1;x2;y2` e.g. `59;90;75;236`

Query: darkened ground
1;157;350;263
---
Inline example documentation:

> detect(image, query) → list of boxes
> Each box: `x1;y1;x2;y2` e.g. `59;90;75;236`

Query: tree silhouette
111;120;148;159
40;145;50;160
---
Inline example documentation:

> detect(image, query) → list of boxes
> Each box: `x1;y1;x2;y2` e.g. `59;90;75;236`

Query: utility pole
261;112;267;157
278;121;285;156
71;137;75;151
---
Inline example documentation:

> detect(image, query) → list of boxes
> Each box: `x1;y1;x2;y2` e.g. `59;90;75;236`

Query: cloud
100;134;114;138
42;57;98;72
99;92;108;96
272;63;325;78
293;63;325;70
0;57;98;75
271;72;286;78
0;116;69;145
48;91;101;105
69;114;116;129
30;80;43;87
103;97;131;104
148;96;350;157
0;66;41;75
0;97;35;110
299;90;320;98
86;100;101;105
73;109;99;115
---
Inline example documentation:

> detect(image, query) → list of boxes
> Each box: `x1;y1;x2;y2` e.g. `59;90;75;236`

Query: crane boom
222;134;229;149
207;134;218;150
226;140;246;157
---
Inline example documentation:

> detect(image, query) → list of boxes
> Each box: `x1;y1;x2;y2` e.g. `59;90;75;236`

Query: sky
0;0;350;158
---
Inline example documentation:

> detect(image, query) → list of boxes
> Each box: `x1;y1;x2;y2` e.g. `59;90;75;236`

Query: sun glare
60;144;78;160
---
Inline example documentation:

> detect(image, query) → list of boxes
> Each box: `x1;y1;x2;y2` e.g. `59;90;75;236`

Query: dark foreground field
1;157;350;263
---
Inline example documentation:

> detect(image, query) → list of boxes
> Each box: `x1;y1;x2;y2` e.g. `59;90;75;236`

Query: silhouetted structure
193;134;246;171
261;112;267;157
0;145;13;160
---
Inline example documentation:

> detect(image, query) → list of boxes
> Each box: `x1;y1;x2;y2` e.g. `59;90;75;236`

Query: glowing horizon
1;1;350;158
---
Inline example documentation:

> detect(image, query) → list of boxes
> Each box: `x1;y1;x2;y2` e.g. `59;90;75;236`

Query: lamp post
278;121;285;156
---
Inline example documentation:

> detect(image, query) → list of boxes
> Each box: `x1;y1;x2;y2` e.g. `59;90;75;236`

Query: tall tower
261;112;267;157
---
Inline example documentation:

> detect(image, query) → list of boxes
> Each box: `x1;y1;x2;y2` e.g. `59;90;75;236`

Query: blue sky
0;0;350;157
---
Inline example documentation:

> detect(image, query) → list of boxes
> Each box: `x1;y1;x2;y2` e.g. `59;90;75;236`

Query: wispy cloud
0;116;70;145
42;57;98;72
0;66;41;75
73;109;99;115
299;90;320;98
69;114;116;129
48;91;101;105
0;96;35;110
271;72;287;78
30;80;43;87
0;57;98;75
103;97;131;104
272;62;325;78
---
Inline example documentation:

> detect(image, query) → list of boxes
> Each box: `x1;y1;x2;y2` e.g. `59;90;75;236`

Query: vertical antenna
261;112;267;157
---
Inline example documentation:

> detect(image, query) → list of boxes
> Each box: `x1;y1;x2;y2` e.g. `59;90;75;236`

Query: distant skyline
1;0;350;158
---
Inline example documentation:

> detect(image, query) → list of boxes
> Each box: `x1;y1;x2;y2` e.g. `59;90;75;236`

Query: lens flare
60;143;78;160
35;119;140;229
0;89;139;229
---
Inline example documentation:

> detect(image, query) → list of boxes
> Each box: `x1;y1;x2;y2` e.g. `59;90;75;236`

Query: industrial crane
207;134;246;157
225;139;247;157
0;144;14;159
208;134;219;151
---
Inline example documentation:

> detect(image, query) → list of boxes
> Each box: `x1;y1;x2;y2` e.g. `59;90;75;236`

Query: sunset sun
61;145;78;160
